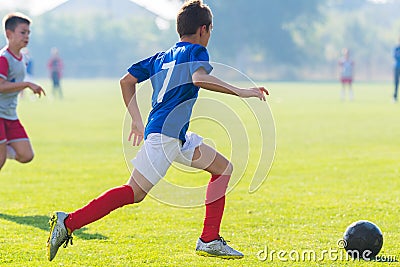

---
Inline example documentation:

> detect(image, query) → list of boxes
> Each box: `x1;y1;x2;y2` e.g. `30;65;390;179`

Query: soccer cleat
46;211;73;261
195;237;244;259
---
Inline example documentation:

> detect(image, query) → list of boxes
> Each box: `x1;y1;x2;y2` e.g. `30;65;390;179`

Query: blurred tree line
208;0;400;81
25;12;178;78
1;0;399;80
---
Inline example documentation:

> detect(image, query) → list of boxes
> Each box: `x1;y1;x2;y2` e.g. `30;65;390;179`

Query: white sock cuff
6;145;16;160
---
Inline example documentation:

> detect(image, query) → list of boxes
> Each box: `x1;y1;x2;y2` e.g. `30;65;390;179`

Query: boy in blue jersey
393;38;400;102
47;0;268;261
0;13;45;170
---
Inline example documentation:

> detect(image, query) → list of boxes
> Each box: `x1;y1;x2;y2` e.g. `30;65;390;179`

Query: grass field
0;79;399;266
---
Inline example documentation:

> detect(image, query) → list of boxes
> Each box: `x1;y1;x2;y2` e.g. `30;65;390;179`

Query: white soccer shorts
131;132;203;185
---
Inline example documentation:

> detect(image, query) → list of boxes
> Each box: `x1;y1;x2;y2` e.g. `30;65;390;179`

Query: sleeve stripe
0;56;9;79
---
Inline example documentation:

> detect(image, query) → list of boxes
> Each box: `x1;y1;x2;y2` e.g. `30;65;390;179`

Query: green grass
0;79;399;266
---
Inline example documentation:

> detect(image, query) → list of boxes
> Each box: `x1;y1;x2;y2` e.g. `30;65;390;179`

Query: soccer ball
343;220;383;260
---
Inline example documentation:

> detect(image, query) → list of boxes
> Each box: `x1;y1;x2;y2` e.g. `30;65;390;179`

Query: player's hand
239;87;269;101
128;121;144;146
28;83;46;97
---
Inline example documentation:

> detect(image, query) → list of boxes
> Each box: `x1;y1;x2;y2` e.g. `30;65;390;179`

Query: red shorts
0;118;29;144
341;78;353;84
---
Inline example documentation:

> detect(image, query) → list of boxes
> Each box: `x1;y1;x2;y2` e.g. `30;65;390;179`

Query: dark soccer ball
343;220;383;260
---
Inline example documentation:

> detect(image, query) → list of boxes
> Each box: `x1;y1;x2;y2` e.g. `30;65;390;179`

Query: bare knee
0;152;7;170
126;172;153;203
208;159;233;176
0;146;7;168
16;152;34;163
0;158;5;170
132;188;147;203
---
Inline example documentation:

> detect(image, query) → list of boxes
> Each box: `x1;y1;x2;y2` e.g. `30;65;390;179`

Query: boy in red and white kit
0;13;45;170
338;48;354;101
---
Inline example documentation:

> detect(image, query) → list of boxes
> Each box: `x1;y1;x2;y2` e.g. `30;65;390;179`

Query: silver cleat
195;237;244;259
46;211;73;261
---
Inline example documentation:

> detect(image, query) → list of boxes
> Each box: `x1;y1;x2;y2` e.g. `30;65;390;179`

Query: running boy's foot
46;211;73;261
195;237;244;259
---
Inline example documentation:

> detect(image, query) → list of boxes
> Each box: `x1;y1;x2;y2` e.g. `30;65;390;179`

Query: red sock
64;185;134;233
200;175;230;243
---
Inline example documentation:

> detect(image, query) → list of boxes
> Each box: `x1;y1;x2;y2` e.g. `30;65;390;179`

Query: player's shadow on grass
0;213;107;240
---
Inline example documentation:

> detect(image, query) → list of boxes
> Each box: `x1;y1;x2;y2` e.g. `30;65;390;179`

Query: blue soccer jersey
394;46;400;69
128;42;213;142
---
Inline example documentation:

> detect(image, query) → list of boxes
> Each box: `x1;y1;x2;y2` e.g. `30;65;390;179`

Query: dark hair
177;0;212;38
3;12;31;32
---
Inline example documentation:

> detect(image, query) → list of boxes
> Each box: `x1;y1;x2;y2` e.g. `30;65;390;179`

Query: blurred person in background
338;48;354;101
48;47;63;99
393;38;400;103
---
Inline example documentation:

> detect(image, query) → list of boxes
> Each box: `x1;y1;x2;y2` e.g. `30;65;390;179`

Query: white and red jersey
0;47;26;120
48;56;63;77
339;57;354;79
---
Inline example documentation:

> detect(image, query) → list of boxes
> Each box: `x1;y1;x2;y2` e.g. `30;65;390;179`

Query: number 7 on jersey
157;60;176;103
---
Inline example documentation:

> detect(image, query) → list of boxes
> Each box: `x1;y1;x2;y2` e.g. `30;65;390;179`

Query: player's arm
0;77;29;93
120;72;144;146
0;57;45;96
0;78;45;96
192;67;268;101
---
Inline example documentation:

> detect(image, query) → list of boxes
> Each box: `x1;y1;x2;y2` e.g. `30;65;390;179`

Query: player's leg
0;120;7;169
47;182;136;261
185;141;243;258
47;133;173;261
190;143;232;239
8;140;34;163
0;143;6;170
59;84;63;99
48;150;154;243
348;81;354;101
53;73;62;99
394;68;399;101
341;80;346;100
126;169;154;203
47;171;148;261
4;119;34;164
191;142;233;176
52;72;56;88
51;72;58;98
60;133;170;230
